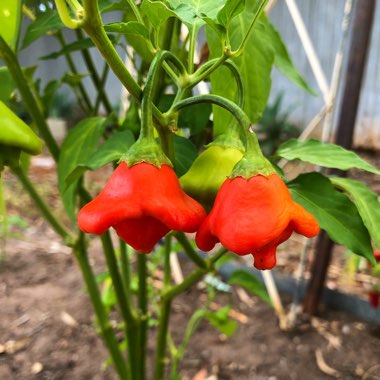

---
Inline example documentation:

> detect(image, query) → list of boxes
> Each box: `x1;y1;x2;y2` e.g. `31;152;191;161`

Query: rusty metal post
303;0;376;315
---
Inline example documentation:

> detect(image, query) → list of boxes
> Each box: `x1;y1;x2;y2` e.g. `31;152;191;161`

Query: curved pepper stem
231;128;275;178
123;51;187;166
54;0;84;29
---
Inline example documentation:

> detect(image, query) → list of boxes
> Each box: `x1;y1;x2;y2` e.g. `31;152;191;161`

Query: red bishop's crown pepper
195;131;319;270
180;134;244;211
368;290;380;309
78;140;206;253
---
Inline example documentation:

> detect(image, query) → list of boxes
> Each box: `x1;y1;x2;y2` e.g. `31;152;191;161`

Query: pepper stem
123;51;187;167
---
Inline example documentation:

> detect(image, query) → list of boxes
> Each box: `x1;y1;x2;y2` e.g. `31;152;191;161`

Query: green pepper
180;139;244;211
0;100;43;157
0;0;22;50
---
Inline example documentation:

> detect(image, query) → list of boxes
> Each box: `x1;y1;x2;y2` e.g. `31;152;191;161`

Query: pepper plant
1;0;380;379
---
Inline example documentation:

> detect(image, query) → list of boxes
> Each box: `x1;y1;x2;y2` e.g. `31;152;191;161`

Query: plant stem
82;0;140;100
55;31;93;113
188;27;198;73
232;0;268;57
75;29;113;113
100;232;139;379
170;309;204;377
74;234;130;380
174;232;207;269
187;55;228;87
81;0;167;126
164;235;172;286
0;36;60;162
125;0;145;24
54;0;83;28
11;166;73;243
120;239;132;305
153;298;172;380
169;94;251;135
137;254;148;380
94;64;110;115
163;247;228;301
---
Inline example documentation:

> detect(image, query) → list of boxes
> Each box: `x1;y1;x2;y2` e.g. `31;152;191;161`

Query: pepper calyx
120;137;172;168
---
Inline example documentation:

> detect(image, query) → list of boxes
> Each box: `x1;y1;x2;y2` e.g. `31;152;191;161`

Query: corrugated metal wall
269;0;380;149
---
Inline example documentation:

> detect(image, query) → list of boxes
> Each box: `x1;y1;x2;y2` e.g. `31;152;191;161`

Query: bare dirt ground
1;153;380;380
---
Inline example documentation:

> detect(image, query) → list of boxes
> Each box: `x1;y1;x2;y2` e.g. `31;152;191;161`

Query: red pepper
78;162;206;253
195;173;320;270
368;290;380;309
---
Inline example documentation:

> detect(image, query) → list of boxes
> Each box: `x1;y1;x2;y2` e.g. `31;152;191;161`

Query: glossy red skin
374;250;380;263
78;162;206;253
196;174;320;270
368;291;380;309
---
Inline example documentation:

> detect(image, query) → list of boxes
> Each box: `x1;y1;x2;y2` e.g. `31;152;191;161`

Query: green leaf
330;177;380;263
0;67;16;102
141;0;177;29
228;269;271;304
173;135;198;177
104;21;154;61
58;117;108;222
178;102;212;134
265;20;314;94
62;72;89;87
208;13;275;135
276;139;380;175
22;10;63;49
217;0;245;27
41;80;61;114
65;130;135;187
105;22;149;37
167;0;225;29
288;172;373;262
205;306;237;337
39;38;95;60
99;0;128;12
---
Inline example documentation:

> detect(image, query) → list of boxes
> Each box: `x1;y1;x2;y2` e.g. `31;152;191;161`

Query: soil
1;154;380;380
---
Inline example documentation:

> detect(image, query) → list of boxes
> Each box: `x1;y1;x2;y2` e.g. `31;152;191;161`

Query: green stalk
125;0;145;24
169;94;251;137
137;254;148;380
11;166;73;243
120;240;132;303
74;235;130;380
75;29;113;113
0;36;60;162
153;298;172;380
82;0;141;101
232;0;268;57
153;234;172;380
170;309;204;378
55;32;93;113
81;0;171;127
174;232;207;269
187;27;198;73
163;248;228;301
187;55;228;87
164;235;172;286
154;247;227;380
94;64;110;115
100;232;139;379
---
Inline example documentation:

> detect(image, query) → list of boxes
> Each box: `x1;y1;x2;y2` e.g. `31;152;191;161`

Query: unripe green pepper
180;139;244;210
0;0;22;50
0;100;43;156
